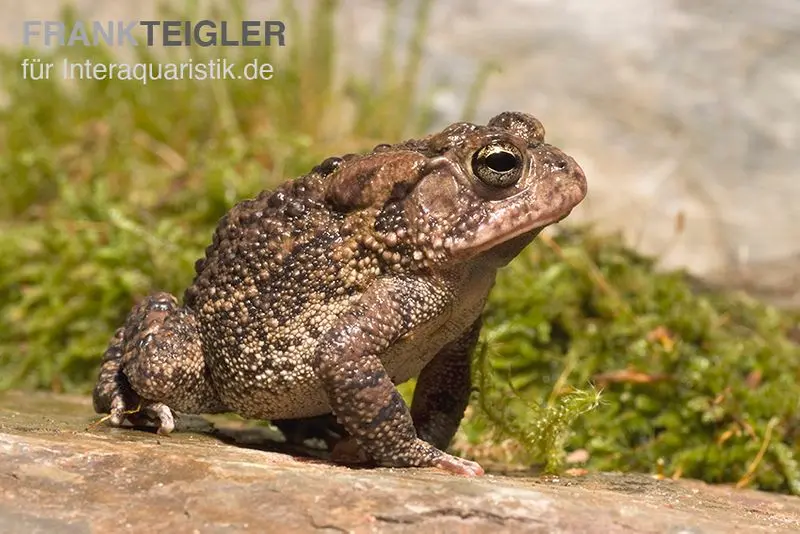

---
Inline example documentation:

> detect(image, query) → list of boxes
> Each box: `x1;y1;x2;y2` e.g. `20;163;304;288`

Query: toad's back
184;171;363;417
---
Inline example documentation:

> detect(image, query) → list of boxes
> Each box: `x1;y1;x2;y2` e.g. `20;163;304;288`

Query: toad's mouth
450;207;572;260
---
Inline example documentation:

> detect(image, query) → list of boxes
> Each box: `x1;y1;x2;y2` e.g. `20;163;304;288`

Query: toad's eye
470;143;523;188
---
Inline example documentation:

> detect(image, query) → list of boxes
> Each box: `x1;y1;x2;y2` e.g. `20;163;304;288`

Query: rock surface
1;391;799;533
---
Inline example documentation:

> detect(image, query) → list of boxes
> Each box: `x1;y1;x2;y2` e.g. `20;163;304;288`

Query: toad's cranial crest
92;111;587;476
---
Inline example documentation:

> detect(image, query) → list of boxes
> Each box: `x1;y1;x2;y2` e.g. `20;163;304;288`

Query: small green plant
470;339;603;473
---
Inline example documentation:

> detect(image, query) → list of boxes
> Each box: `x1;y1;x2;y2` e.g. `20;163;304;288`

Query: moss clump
458;228;800;494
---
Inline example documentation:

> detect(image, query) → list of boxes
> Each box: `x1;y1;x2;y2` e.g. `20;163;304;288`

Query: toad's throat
483;229;543;265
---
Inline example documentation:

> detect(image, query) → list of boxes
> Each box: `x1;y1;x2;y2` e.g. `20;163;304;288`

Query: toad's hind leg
92;292;226;434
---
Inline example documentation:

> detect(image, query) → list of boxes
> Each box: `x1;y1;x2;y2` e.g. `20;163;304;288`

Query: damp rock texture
1;392;799;533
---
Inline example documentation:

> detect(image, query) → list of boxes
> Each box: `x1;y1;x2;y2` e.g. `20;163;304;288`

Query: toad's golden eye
470;143;523;188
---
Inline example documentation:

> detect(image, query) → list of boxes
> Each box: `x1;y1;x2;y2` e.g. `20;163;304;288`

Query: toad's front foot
435;453;484;476
330;435;484;476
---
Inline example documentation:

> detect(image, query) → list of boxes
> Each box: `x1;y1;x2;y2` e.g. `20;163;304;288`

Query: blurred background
0;0;798;493
4;0;797;306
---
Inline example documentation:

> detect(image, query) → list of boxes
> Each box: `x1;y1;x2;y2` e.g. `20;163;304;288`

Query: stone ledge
1;391;798;533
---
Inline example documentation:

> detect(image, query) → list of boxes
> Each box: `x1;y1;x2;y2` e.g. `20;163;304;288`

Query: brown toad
92;111;587;476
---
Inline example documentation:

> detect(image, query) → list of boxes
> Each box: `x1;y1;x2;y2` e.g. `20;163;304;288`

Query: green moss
462;228;800;494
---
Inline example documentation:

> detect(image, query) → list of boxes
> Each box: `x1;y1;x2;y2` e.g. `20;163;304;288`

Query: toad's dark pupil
485;151;517;173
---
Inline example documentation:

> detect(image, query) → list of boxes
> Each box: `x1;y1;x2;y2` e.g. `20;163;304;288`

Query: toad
92;111;587;476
